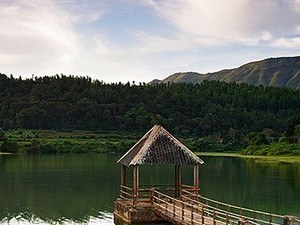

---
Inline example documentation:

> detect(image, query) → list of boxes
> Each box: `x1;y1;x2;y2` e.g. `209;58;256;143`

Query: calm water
0;154;299;224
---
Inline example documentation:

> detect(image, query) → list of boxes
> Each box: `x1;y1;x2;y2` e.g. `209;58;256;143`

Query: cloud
56;0;105;24
132;32;222;54
290;0;300;13
0;0;123;80
146;0;300;44
0;0;163;82
260;31;273;41
0;0;80;71
272;37;300;48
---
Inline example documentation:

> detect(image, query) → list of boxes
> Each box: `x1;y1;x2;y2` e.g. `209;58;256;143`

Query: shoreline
0;152;12;155
1;150;300;163
195;152;300;163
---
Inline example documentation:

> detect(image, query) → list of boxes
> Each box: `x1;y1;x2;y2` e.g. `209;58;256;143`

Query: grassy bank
0;129;142;154
241;142;300;156
0;129;241;154
0;152;11;155
1;130;300;163
196;152;300;163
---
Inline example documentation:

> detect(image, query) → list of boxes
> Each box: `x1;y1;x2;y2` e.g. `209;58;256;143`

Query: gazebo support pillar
193;164;199;197
133;165;139;205
120;164;127;198
175;164;182;198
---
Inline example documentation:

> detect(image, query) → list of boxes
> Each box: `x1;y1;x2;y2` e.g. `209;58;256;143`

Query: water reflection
200;157;300;216
0;154;120;224
114;216;171;225
1;213;114;225
0;154;299;224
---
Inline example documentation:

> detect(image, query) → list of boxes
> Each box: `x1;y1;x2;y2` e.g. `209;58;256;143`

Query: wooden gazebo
117;124;204;205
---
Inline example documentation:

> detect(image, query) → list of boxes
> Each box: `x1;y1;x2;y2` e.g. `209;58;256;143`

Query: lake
0;154;299;224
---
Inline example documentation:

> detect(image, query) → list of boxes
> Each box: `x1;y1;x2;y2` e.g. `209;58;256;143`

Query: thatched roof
117;125;204;166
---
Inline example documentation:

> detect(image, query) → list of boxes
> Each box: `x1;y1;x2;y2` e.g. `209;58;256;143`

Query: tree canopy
0;73;300;139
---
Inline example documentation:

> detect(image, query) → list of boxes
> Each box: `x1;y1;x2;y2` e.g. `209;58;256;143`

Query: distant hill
153;56;300;88
148;79;162;85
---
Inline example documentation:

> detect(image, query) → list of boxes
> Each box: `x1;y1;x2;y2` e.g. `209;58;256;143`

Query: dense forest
0;73;300;154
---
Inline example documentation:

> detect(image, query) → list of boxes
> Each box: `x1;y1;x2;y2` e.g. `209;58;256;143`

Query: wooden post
201;206;205;225
191;204;194;225
283;216;299;225
173;201;175;219
181;200;184;222
226;211;229;225
150;188;154;204
270;213;273;225
238;218;249;225
178;164;182;198
133;165;139;206
121;164;127;186
193;164;199;197
175;164;182;198
175;164;178;198
213;210;216;225
120;164;126;198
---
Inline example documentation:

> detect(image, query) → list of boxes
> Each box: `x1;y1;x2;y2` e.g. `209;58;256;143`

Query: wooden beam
175;164;182;198
175;165;178;197
178;164;182;198
193;164;199;196
120;164;127;198
121;164;127;187
133;165;139;205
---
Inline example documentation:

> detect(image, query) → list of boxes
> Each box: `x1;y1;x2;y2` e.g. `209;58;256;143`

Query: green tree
0;130;5;141
1;140;19;153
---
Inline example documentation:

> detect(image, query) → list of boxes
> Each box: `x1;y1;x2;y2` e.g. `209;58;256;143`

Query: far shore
1;151;300;163
195;152;300;164
0;152;12;155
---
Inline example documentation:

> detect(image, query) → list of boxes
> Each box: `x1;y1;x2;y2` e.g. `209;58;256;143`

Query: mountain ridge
153;56;300;88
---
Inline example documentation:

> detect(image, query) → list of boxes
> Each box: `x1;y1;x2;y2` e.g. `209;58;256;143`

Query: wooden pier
115;185;299;225
114;125;299;225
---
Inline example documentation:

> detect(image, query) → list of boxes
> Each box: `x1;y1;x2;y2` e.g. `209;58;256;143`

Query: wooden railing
151;189;205;225
151;188;296;225
181;188;285;225
120;185;133;200
119;184;298;225
119;184;176;204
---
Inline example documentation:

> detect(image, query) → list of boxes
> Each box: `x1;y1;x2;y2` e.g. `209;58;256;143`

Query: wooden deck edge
114;212;131;224
114;199;168;224
155;210;182;225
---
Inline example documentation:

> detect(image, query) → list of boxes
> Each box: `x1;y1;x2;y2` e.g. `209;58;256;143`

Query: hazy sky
1;0;299;83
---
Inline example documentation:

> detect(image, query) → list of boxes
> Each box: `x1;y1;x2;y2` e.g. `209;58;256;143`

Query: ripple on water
0;212;114;225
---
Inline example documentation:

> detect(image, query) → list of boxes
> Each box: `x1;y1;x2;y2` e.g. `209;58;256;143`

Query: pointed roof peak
117;125;204;166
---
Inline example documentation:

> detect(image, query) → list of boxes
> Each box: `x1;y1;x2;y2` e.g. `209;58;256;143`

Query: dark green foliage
0;73;300;155
242;122;300;156
242;143;300;156
0;129;138;154
254;133;269;146
285;116;300;143
0;130;5;141
1;73;300;135
1;140;19;153
20;140;135;155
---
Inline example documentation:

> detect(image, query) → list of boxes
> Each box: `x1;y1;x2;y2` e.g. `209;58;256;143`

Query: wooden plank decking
153;190;226;225
151;189;291;225
115;186;299;225
154;200;224;225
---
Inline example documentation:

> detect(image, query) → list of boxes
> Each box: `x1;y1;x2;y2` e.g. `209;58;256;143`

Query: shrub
1;140;19;153
0;131;6;141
